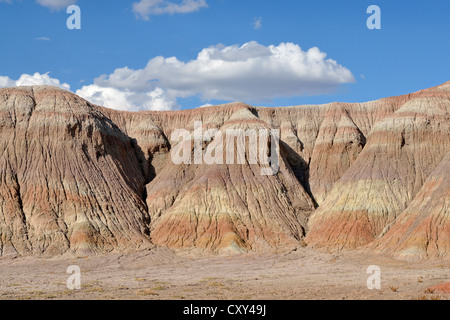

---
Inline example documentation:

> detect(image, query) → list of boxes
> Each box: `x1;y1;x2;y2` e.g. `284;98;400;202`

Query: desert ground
0;248;448;300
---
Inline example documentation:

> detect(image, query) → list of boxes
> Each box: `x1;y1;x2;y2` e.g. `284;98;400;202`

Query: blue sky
0;0;449;110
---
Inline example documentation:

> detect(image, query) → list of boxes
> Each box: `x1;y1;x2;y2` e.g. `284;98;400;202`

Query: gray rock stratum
0;82;449;260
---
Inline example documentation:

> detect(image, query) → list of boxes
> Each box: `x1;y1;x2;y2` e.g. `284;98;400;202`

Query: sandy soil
0;247;448;300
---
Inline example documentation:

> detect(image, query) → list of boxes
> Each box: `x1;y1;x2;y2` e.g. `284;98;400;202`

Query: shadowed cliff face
0;82;449;259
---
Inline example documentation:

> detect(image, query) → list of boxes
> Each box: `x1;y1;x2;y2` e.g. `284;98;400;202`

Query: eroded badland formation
0;82;449;261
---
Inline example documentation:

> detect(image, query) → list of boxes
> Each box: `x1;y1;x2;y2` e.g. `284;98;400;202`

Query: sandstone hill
0;82;449;260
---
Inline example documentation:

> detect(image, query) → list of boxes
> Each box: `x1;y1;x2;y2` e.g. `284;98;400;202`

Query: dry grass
208;282;225;288
84;286;104;293
152;286;166;291
8;283;22;287
136;289;159;296
134;278;147;282
415;294;443;300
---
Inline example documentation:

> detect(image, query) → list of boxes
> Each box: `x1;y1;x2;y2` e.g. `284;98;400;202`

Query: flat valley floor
0;248;448;300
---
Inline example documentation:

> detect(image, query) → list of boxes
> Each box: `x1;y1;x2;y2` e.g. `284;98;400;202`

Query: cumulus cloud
0;72;71;91
36;0;77;10
76;85;178;111
0;42;354;112
133;0;208;19
0;0;77;10
0;76;15;88
76;41;354;111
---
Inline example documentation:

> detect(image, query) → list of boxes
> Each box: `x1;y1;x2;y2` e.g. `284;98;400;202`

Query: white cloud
36;0;77;10
253;17;262;30
0;72;71;91
0;0;77;10
133;0;208;19
76;41;354;111
35;37;51;41
76;84;178;111
0;42;354;112
198;103;213;108
0;76;15;88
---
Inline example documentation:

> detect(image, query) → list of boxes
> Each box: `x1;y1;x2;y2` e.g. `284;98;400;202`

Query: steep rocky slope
102;104;316;252
0;82;449;259
305;83;450;257
373;149;450;260
0;87;151;257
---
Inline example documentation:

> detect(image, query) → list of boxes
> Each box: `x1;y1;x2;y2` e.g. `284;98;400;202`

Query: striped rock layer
0;82;449;259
